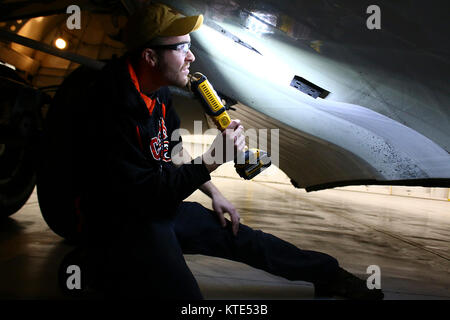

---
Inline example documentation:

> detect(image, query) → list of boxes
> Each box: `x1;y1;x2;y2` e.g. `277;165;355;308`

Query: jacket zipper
157;97;163;174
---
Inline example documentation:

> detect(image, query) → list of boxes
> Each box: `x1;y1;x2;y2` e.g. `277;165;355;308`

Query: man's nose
186;49;195;62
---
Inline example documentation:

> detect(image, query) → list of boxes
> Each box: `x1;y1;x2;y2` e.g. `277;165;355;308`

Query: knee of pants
317;251;339;271
307;251;339;282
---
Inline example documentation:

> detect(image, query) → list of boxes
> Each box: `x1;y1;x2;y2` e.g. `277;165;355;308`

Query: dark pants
88;201;339;299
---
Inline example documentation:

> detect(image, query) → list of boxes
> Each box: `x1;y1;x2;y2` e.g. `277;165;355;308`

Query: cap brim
160;14;203;37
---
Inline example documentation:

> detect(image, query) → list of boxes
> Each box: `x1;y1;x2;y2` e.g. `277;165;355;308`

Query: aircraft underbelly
189;29;450;190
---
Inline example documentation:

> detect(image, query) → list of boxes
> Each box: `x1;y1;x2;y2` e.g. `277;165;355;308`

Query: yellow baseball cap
124;3;203;51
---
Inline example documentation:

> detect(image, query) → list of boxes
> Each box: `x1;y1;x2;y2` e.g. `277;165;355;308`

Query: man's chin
181;76;189;87
172;76;189;88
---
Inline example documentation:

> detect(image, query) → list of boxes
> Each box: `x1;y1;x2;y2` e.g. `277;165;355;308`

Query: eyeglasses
149;42;191;55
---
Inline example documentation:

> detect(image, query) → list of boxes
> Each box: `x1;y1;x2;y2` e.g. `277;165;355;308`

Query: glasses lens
178;43;191;54
149;42;191;54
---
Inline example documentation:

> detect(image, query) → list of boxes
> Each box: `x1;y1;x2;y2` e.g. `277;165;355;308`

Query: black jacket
74;57;211;228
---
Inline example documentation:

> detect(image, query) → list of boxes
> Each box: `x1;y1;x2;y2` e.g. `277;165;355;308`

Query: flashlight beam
204;18;262;56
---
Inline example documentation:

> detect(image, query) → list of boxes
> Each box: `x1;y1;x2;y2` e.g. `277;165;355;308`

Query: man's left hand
212;194;240;236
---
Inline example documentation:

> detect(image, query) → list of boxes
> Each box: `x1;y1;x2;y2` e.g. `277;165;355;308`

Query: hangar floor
1;165;449;300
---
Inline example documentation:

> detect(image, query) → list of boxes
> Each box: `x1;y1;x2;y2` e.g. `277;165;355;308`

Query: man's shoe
314;267;384;300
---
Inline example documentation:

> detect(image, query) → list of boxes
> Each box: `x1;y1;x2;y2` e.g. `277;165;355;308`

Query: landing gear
0;64;42;219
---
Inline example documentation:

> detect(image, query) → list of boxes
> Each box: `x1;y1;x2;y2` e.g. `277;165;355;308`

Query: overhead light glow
0;61;16;70
55;38;67;49
245;12;276;35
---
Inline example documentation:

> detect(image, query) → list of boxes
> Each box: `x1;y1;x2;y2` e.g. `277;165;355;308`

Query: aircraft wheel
36;166;82;244
0;142;36;218
36;65;99;243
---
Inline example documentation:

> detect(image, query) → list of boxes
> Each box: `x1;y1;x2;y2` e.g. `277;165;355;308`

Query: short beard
157;60;188;88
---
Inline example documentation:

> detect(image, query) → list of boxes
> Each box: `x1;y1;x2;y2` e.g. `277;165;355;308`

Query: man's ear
142;48;158;67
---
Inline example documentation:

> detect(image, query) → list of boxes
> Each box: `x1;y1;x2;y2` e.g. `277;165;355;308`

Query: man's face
156;34;195;88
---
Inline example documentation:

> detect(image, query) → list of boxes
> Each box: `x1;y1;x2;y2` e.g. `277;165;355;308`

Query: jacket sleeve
86;75;210;218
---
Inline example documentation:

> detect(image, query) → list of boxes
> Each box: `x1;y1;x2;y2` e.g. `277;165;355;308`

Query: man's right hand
202;119;246;173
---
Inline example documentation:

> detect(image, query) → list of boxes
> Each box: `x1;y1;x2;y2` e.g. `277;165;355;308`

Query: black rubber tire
36;168;81;243
0;65;37;218
0;143;36;218
36;66;100;243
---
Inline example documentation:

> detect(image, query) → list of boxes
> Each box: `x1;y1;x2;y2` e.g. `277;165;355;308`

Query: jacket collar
126;59;157;115
102;56;160;120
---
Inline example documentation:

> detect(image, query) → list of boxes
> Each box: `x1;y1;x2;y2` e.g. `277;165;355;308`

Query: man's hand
212;192;240;236
202;119;246;173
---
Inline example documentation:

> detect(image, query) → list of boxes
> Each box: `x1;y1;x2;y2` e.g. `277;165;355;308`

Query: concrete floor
1;166;449;300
